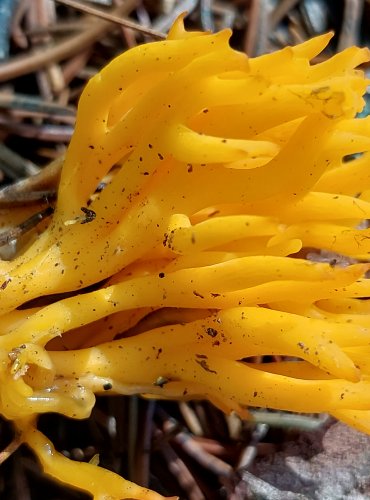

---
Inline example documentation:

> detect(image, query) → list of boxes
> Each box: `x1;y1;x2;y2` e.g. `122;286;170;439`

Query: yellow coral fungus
1;14;370;499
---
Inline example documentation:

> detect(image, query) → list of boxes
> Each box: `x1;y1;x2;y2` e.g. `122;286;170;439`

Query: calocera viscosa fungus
0;13;370;500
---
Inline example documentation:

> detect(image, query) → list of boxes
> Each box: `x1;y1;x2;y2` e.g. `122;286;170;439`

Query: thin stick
54;0;166;39
0;206;54;247
0;1;138;82
0;143;40;179
269;0;300;30
0;115;73;141
158;408;233;478
244;0;270;56
0;155;62;207
236;423;269;469
0;92;75;116
154;425;205;500
0;435;23;465
338;0;364;50
133;400;155;487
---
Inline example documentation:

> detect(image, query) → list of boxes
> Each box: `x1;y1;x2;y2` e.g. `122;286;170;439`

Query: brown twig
338;0;365;50
10;0;29;49
0;155;61;206
132;400;155;488
154;424;205;500
179;402;204;437
236;423;269;469
158;408;233;479
0;143;40;179
0;205;54;247
269;0;301;30
0;435;22;465
244;0;271;56
53;0;166;39
0;0;138;81
0;115;73;141
0;91;75;116
61;48;92;87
